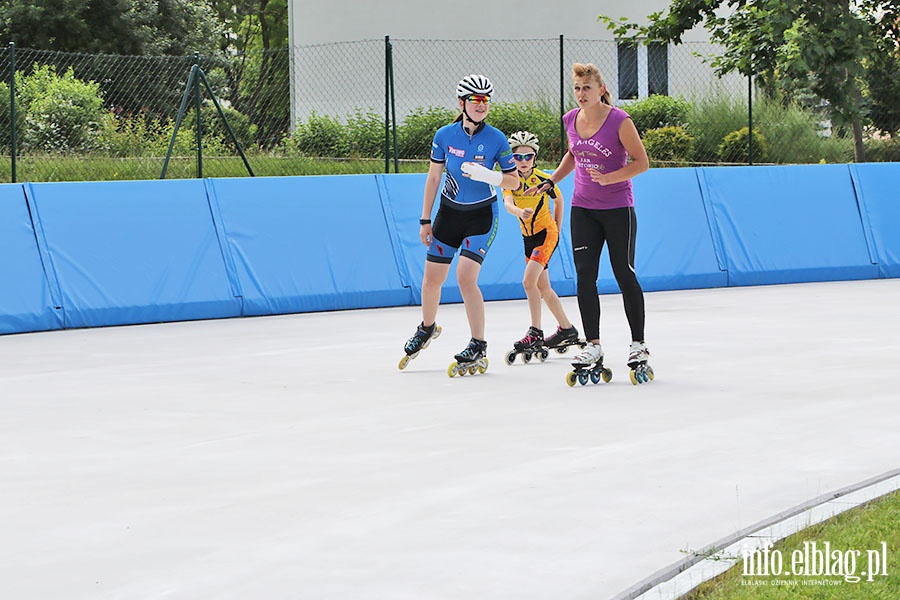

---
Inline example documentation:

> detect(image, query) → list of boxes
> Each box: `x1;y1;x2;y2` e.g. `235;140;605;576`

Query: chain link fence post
8;42;16;183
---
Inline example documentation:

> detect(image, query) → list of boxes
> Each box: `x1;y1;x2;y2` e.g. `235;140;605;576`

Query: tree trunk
852;116;866;162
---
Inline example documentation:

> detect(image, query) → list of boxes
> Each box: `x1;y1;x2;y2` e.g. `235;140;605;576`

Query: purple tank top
563;106;634;210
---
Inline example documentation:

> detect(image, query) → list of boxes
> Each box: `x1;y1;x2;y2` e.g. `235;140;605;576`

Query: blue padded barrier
379;173;576;305
697;165;878;286
206;176;412;315
849;163;900;278
25;180;241;328
2;164;897;338
0;184;63;334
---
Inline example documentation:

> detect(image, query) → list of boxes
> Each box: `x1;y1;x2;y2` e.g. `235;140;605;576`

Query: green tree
600;0;900;162
0;0;223;56
206;1;291;147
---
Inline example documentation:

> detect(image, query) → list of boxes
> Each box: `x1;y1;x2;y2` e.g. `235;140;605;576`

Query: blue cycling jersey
430;121;516;210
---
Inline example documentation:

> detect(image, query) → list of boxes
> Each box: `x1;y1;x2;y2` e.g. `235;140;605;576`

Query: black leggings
570;206;645;342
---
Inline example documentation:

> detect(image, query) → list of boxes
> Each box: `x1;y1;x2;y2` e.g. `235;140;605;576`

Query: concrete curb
610;468;900;600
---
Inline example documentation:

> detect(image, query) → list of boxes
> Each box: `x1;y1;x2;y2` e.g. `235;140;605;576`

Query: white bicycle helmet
508;131;540;154
456;74;494;98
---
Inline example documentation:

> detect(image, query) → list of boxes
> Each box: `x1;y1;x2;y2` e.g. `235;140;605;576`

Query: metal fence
2;37;888;183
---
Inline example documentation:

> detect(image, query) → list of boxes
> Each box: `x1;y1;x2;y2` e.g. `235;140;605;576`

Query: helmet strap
461;107;486;134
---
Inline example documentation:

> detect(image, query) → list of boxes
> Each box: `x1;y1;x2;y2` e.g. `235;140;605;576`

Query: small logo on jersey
448;146;465;157
477;144;484;152
478;247;486;255
574;245;588;252
465;239;471;249
474;154;485;162
437;245;445;256
532;249;541;257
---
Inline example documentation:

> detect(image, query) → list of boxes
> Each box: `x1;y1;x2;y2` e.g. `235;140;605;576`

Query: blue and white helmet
456;74;494;98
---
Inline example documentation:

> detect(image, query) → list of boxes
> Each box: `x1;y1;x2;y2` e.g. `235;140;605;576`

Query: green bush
290;111;348;157
718;127;769;163
864;138;900;162
196;102;258;151
346;108;384;158
642;126;694;166
752;99;853;164
395;105;455;159
627;94;691;134
16;65;114;153
102;113;172;157
487;100;564;165
685;95;749;164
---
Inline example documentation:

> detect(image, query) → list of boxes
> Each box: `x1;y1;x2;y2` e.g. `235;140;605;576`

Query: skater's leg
457;255;485;340
605;207;645;342
571;207;605;343
522;259;545;330
422;260;451;327
537;268;573;330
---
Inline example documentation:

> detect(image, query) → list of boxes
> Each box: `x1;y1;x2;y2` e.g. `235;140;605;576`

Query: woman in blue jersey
400;74;519;372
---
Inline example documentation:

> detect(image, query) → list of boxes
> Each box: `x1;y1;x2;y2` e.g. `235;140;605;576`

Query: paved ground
1;279;898;599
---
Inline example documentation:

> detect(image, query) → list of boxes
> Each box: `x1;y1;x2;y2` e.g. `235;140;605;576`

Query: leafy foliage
394;106;455;159
290;112;347;157
599;0;900;161
627;95;690;134
16;65;114;152
0;0;223;56
346;109;385;158
642;126;694;165
718;127;768;164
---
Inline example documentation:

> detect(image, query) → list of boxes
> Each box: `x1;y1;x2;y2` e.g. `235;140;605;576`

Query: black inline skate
449;337;489;377
544;325;587;355
398;322;442;370
505;326;549;365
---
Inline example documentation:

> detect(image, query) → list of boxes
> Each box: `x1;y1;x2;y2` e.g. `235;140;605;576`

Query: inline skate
505;326;548;365
398;322;442;370
448;337;489;377
628;341;654;385
565;342;612;387
544;325;587;355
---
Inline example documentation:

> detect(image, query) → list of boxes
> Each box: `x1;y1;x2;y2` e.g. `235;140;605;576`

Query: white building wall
287;1;740;124
290;1;704;43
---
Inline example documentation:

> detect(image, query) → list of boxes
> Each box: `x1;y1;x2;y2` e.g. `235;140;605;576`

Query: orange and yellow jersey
503;168;562;237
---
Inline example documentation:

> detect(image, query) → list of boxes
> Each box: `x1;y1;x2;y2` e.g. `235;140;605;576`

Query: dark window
617;42;637;100
648;42;669;96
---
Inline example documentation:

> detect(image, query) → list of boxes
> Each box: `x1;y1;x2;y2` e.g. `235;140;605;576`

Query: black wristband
419;218;431;225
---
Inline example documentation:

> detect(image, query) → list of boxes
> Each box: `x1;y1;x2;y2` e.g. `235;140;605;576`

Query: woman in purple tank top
529;63;654;384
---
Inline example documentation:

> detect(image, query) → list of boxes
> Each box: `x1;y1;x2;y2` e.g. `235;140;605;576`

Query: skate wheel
555;345;569;354
566;371;577;387
538;349;548;362
589;369;602;384
448;362;458;378
433;325;442;339
478;358;488;374
468;365;477;375
398;355;411;370
630;367;651;385
602;368;613;383
505;350;516;366
522;352;532;364
577;371;589;386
